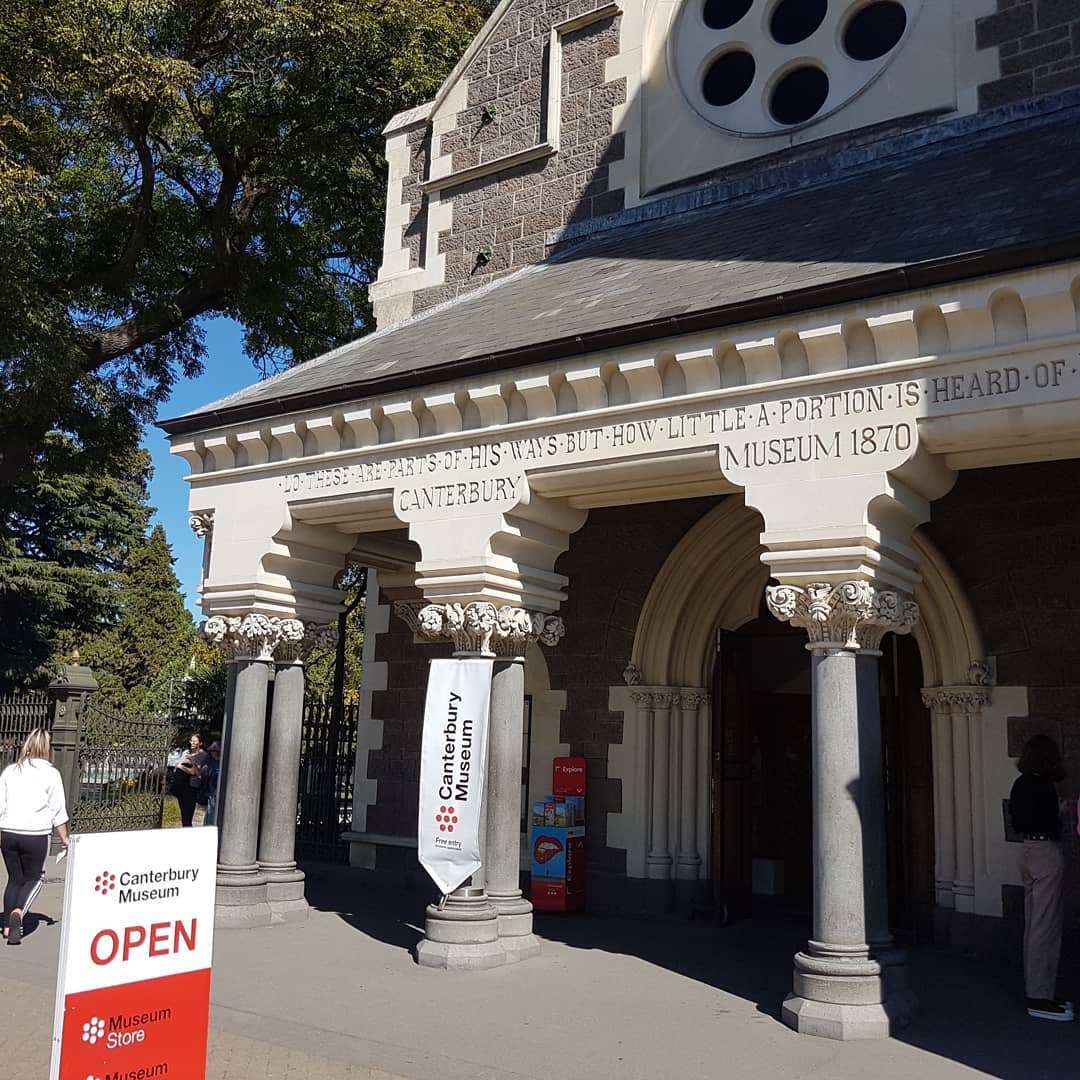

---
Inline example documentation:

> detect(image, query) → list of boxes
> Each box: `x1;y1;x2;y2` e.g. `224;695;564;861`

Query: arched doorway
710;607;933;940
620;495;987;934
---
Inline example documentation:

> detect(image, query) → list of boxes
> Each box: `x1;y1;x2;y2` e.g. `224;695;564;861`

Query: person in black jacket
1009;735;1071;1022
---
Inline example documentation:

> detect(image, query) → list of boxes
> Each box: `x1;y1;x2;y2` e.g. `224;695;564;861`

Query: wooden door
711;630;753;921
881;634;935;942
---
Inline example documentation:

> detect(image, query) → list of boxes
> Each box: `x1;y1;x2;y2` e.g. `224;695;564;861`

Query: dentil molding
765;581;919;650
201;613;336;662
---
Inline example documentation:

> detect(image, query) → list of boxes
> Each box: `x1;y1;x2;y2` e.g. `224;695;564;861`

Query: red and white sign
49;827;217;1080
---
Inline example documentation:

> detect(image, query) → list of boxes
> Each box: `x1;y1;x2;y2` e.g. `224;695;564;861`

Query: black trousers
175;785;199;828
1;832;48;918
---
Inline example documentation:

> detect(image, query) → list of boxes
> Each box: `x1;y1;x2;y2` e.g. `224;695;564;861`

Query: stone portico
163;0;1080;1042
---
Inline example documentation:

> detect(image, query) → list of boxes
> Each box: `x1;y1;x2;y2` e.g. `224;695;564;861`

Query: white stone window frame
640;0;972;193
672;0;924;136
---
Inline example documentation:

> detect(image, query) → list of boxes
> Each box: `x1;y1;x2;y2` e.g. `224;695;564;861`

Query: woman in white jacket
0;729;70;944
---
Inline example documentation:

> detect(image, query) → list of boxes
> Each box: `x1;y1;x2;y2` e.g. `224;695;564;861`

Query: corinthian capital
201;614;336;662
189;511;214;538
765;581;919;650
414;602;565;657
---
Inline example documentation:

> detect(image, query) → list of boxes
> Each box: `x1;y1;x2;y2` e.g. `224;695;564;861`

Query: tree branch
78;267;235;372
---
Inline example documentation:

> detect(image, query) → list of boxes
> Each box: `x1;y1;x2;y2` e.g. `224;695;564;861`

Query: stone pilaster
766;581;919;1041
920;675;992;916
411;601;563;969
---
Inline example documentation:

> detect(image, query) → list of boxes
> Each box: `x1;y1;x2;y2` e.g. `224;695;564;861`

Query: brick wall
977;0;1080;108
408;1;626;313
927;457;1080;932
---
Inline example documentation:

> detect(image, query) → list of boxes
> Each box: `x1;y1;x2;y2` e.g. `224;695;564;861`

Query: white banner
418;658;493;894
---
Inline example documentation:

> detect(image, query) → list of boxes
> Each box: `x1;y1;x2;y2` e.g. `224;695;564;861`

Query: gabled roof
162;97;1080;436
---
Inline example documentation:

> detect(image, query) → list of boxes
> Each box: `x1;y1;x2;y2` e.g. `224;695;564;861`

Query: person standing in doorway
171;732;207;828
1009;734;1072;1022
0;729;70;944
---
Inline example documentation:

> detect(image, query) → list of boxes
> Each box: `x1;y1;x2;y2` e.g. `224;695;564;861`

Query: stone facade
928;457;1080;936
977;0;1080;107
413;6;625;312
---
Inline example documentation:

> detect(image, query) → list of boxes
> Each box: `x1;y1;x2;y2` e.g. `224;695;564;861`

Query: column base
784;947;917;1040
415;891;506;971
489;894;542;962
215;866;272;929
781;991;917;1041
261;866;309;924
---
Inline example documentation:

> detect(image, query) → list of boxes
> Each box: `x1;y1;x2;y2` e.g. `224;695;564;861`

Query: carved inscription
278;354;1080;504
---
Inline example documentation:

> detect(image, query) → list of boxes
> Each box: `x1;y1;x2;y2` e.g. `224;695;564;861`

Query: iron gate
0;693;51;763
73;698;174;832
297;699;359;862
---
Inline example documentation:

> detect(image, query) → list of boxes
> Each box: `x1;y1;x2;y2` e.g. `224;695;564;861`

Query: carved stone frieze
920;685;992;713
414;602;566;656
765;581;919;650
629;687;709;710
188;511;214;538
202;614;336;662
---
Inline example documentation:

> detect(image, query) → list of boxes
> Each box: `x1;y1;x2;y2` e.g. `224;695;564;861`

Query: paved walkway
2;862;1078;1079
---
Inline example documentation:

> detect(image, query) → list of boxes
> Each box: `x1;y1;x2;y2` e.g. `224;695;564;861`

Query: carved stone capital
392;601;426;635
201;614;336;663
679;690;709;710
189;511;214;538
765;581;919;650
414;602;565;657
920;685;992;713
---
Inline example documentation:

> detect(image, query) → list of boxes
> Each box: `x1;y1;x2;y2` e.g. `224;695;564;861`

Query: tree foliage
1;1;489;477
0;441;152;688
80;523;196;711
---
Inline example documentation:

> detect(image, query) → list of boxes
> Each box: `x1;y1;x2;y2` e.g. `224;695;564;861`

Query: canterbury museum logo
418;659;492;895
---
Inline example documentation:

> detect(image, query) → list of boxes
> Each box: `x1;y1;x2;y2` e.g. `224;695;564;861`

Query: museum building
163;0;1080;1040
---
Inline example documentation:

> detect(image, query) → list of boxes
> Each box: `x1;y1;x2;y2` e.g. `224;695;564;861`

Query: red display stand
530;756;586;912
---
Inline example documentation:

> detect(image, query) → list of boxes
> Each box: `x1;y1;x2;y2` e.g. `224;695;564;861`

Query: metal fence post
48;659;99;820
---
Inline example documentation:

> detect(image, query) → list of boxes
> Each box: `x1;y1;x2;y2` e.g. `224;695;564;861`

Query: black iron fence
297;699;359;862
72;697;174;832
0;693;51;763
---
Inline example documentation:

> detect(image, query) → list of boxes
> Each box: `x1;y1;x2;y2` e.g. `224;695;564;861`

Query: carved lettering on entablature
175;268;1080;482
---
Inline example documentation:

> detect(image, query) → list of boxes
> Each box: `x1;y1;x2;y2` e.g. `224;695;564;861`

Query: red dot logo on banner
434;805;457;833
94;872;116;895
82;1016;105;1044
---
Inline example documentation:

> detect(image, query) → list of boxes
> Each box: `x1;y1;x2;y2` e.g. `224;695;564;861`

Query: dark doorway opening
710;609;933;942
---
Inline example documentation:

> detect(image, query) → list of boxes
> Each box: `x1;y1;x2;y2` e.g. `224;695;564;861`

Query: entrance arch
610;495;989;929
628;496;985;690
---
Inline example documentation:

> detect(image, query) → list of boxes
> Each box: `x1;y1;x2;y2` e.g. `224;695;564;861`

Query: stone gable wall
977;0;1080;107
412;4;626;313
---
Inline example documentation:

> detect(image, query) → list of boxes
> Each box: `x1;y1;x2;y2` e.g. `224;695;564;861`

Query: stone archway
608;495;990;920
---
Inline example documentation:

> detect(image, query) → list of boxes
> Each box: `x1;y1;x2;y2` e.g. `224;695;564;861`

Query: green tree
0;440;152;689
81;523;196;711
0;0;492;494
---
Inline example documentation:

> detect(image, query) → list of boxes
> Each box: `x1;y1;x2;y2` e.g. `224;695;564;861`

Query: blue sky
142;317;258;616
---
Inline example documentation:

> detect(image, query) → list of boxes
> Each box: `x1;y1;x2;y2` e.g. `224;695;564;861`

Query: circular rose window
673;0;919;135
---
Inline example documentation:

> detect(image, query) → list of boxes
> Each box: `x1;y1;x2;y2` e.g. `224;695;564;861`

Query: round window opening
843;2;907;61
673;0;919;134
770;0;827;45
702;0;754;30
703;50;756;106
770;66;829;125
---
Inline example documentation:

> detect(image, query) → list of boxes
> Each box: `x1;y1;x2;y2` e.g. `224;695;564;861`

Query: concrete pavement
2;861;1078;1079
